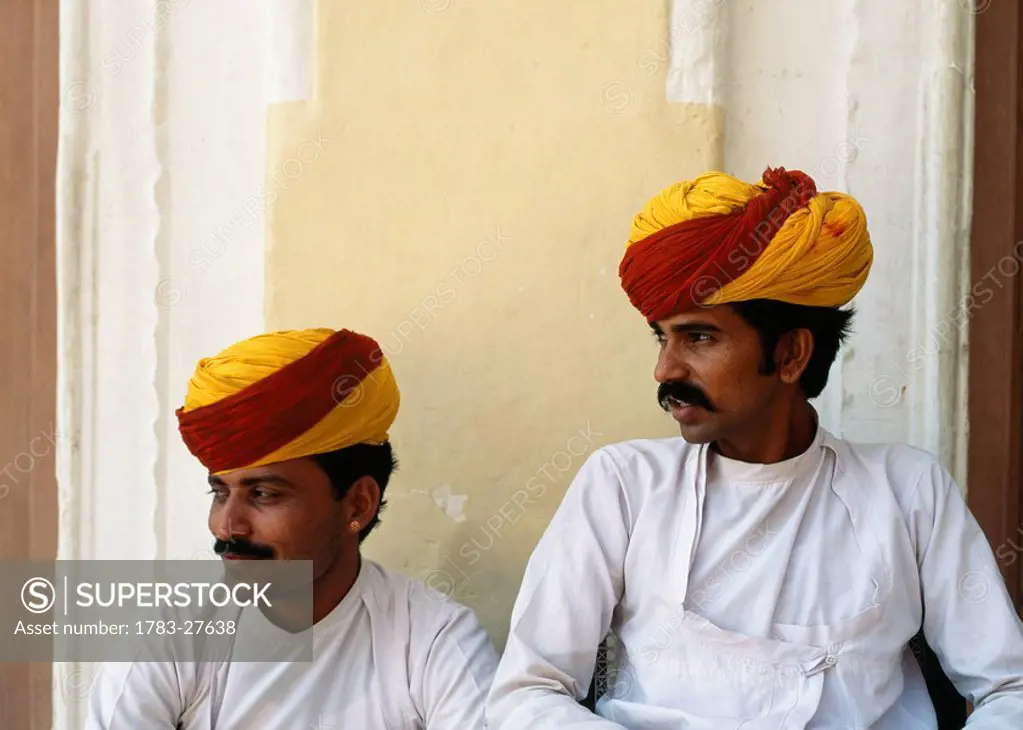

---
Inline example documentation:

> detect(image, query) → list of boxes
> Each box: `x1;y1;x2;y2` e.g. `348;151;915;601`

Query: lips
666;397;706;424
666;395;704;411
657;381;716;414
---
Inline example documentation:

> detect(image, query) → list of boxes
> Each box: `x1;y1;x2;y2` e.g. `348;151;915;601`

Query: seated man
87;327;498;729
486;168;1023;728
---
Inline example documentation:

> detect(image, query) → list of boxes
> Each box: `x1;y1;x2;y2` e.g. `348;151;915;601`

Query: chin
677;423;719;444
667;405;719;443
673;412;722;444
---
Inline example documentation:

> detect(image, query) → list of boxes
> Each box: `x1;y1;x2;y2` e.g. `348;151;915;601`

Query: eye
652;331;667;346
687;332;714;344
207;488;227;503
251;489;278;502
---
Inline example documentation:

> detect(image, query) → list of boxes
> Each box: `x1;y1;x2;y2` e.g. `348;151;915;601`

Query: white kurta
85;559;498;729
486;426;1023;729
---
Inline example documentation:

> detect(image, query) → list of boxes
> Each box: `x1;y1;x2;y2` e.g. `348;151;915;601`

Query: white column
54;0;269;726
666;0;729;106
266;0;314;103
669;0;974;484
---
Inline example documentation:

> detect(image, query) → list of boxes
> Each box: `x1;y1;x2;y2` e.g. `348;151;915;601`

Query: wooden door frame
0;0;58;728
969;2;1023;611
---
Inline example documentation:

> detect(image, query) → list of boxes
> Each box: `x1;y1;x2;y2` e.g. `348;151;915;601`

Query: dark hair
311;442;399;542
729;300;855;398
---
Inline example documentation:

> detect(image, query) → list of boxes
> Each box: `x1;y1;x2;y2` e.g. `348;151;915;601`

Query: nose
210;494;253;542
654;344;691;384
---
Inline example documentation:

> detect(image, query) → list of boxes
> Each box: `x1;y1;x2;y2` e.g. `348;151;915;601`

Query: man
486;167;1023;728
87;327;498;729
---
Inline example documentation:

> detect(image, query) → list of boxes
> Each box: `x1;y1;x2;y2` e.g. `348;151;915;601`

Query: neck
714;398;817;464
257;549;362;632
310;548;362;624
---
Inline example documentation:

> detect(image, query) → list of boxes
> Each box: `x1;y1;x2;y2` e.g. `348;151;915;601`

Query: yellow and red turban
619;166;873;322
176;328;399;475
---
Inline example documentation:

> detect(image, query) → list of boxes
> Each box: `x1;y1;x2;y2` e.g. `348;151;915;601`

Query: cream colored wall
264;0;719;644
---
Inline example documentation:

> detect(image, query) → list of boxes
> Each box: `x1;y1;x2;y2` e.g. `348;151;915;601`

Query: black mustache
657;381;716;413
214;538;275;559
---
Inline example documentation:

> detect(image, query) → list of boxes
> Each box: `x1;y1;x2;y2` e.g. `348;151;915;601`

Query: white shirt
486;426;1023;729
85;559;498;729
688;426;876;634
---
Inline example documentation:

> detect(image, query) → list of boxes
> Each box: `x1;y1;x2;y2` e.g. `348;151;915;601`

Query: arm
485;448;631;729
83;660;184;729
912;461;1023;727
417;604;500;730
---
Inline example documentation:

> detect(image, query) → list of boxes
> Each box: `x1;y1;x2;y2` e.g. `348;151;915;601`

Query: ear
775;329;814;386
341;476;381;532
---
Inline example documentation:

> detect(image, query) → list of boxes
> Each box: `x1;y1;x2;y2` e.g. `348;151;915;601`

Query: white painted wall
669;0;974;484
55;0;268;725
53;0;973;726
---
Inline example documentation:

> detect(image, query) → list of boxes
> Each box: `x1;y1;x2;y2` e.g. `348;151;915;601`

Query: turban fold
619;166;873;322
176;328;399;474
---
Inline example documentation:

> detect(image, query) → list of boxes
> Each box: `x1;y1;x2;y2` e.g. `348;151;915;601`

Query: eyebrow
650;321;723;335
207;474;295;489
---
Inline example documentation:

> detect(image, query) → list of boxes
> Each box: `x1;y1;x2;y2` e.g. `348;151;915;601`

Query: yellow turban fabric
176;328;399;474
618;166;873;322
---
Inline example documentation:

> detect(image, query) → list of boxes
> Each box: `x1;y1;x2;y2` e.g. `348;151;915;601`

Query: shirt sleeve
485;447;632;729
83;660;185;729
912;459;1023;727
416;602;500;730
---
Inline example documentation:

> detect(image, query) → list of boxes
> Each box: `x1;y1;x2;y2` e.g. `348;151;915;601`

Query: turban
176;328;399;475
618;166;873;322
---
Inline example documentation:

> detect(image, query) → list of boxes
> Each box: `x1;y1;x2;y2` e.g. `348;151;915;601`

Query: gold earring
349;520;361;533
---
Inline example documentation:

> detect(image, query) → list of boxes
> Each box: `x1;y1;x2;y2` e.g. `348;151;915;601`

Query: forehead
210;457;327;487
652;304;748;333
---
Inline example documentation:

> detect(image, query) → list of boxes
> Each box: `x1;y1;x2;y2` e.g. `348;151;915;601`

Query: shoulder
364;567;497;725
601;436;698;471
576;436;696;497
364;560;491;644
825;433;958;512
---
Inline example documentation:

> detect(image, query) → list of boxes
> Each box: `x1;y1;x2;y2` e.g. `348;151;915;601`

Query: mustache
214;537;275;559
657;381;716;413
